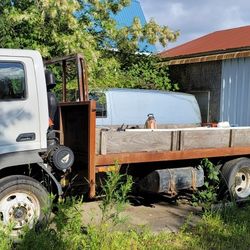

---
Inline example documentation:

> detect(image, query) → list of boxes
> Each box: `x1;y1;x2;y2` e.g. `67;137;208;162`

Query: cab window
0;62;26;100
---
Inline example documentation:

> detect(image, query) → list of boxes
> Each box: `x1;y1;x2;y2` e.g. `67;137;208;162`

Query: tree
0;0;179;90
95;51;179;91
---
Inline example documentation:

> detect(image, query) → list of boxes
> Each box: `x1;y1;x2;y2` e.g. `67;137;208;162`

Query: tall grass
99;169;133;224
0;223;13;250
1;170;250;250
2;202;250;249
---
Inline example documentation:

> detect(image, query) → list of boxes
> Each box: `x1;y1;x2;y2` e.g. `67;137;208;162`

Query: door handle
16;133;36;142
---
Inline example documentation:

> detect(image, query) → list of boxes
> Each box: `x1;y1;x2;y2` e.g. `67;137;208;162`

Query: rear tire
0;175;49;234
221;158;250;201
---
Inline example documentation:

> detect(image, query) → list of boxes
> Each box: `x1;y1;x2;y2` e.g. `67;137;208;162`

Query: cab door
0;57;41;154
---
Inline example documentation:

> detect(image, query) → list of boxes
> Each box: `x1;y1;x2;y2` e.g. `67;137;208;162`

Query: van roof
106;88;194;97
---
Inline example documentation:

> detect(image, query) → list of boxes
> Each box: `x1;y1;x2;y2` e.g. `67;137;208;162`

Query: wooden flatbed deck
59;102;250;197
96;127;250;165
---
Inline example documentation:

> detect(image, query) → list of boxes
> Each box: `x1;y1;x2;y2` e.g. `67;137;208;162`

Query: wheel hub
13;207;26;219
235;167;250;198
0;191;40;229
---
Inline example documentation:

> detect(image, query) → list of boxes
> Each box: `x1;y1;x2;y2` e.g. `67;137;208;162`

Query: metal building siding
111;0;156;52
113;0;146;27
220;58;250;126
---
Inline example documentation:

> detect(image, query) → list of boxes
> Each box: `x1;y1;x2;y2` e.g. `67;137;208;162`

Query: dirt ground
81;195;202;232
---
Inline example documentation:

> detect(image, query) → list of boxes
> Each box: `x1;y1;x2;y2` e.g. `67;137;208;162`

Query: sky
140;0;250;51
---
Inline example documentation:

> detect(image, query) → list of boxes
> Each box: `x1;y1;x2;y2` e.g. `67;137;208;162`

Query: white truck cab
0;49;48;156
0;49;74;233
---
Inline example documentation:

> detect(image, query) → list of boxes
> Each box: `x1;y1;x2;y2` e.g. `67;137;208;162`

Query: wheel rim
234;167;250;199
0;190;41;230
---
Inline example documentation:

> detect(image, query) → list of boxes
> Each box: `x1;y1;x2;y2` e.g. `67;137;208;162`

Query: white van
90;88;201;128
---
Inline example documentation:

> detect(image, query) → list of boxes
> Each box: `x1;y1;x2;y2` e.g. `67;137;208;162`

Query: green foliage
0;0;178;91
88;52;178;91
14;197;84;250
80;1;178;52
191;204;250;250
192;159;220;208
3;197;250;249
0;1;95;58
3;204;250;250
123;54;178;91
0;223;13;250
0;169;133;249
99;164;133;224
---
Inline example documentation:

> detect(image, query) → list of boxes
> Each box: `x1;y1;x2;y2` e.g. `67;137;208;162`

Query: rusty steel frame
88;100;96;198
95;147;250;166
46;54;93;197
59;101;96;198
77;54;89;101
62;60;67;102
45;54;89;102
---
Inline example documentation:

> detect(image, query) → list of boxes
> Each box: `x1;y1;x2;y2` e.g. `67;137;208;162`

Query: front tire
0;175;49;233
222;158;250;201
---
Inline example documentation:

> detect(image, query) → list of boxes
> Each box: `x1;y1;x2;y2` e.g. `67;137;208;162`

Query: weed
2;165;250;250
16;197;83;250
2;200;250;249
0;223;13;250
99;163;133;224
192;159;220;208
190;204;250;249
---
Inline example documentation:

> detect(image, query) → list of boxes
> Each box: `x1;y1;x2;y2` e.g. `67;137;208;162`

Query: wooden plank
181;129;230;150
96;126;250;155
95;128;101;154
95;146;250;166
179;131;184;150
95;128;109;154
170;131;177;150
233;128;250;147
229;129;235;147
125;127;232;132
100;131;107;155
103;130;173;154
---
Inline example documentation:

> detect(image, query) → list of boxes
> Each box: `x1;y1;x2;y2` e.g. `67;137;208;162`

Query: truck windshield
0;62;25;100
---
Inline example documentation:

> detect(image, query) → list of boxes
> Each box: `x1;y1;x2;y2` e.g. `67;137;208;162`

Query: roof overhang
161;49;250;66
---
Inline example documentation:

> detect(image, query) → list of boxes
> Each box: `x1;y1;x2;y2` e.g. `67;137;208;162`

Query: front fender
37;163;63;196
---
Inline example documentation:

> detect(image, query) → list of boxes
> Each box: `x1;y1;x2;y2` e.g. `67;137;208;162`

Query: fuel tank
139;166;204;195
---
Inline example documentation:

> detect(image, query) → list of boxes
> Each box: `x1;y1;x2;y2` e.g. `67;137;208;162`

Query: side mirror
45;69;56;90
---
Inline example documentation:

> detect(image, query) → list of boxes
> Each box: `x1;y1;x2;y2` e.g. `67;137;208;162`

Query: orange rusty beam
88;100;96;198
95;147;250;166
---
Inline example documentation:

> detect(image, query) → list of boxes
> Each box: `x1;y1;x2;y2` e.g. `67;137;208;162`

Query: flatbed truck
1;49;250;232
